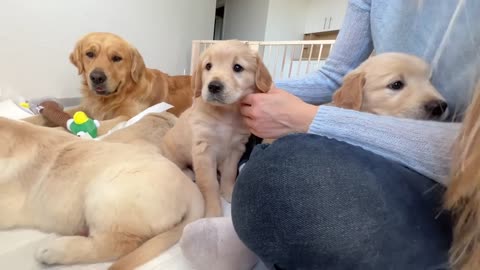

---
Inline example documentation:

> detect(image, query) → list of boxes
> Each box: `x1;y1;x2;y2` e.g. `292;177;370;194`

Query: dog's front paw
220;185;234;203
35;238;69;265
205;201;223;217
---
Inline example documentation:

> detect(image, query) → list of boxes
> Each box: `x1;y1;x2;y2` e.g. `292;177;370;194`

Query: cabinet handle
323;17;327;29
329;17;332;29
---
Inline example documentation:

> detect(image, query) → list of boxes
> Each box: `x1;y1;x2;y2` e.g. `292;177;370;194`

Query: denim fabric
274;0;480;187
231;134;452;270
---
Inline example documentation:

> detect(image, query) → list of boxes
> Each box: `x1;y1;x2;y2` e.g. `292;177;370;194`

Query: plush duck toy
37;100;100;139
66;111;100;139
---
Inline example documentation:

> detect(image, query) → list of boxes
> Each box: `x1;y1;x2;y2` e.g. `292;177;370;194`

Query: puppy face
69;32;145;97
333;53;448;120
192;40;272;105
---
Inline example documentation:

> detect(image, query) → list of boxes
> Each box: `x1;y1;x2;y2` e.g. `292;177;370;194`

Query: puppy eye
86;52;95;58
205;63;212;71
112;56;123;62
233;64;244;72
387;80;405;90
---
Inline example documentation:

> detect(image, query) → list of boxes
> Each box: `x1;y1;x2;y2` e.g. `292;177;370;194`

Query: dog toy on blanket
37;100;100;139
36;100;69;126
67;111;100;139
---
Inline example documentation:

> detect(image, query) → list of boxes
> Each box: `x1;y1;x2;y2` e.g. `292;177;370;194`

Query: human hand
240;87;318;139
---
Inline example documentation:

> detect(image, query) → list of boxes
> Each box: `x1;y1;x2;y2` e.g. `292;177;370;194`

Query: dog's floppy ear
130;47;146;84
255;55;273;92
192;61;203;98
332;72;366;111
69;40;84;75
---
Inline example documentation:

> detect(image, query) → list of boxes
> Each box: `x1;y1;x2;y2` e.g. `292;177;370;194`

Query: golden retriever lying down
160;40;272;218
445;82;480;270
332;52;448;120
25;32;193;132
0;113;204;270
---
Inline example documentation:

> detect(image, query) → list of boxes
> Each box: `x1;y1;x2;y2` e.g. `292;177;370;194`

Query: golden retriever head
333;53;448;120
192;40;272;105
69;32;145;97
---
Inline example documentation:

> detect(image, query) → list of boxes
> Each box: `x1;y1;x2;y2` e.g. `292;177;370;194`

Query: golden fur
160;40;273;217
445;82;480;270
0;113;204;270
332;52;448;120
24;32;193;132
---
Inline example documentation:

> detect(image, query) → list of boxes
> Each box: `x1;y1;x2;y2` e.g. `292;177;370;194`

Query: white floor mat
0;99;33;119
0;230;193;270
0;203;231;270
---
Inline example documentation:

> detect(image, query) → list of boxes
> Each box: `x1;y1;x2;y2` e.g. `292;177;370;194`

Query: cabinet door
327;0;348;30
306;0;348;32
304;0;328;33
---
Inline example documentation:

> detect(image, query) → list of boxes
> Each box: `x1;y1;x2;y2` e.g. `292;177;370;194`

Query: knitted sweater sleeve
274;0;373;104
309;106;461;185
276;0;459;184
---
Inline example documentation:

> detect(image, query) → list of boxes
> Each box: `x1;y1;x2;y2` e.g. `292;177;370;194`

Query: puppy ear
130;47;146;84
332;72;366;111
69;40;84;75
255;55;273;92
192;61;203;98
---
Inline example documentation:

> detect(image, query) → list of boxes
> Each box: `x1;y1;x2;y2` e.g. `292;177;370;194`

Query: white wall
0;0;215;99
264;0;310;41
223;0;270;41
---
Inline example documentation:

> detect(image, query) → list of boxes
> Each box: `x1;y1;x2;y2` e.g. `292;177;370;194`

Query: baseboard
58;97;81;107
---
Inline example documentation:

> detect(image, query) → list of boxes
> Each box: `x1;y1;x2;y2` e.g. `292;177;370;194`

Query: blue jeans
232;134;451;270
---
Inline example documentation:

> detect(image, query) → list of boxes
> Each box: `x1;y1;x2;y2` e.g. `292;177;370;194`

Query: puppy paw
205;203;223;217
35;238;69;265
221;185;234;203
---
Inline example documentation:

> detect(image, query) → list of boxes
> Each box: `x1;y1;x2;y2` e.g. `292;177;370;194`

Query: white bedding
0;99;234;270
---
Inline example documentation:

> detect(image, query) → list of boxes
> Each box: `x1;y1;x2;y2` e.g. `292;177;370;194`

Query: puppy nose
208;80;224;94
425;100;448;117
89;70;107;85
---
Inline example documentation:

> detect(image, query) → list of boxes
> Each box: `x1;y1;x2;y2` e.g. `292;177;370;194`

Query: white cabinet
305;0;348;33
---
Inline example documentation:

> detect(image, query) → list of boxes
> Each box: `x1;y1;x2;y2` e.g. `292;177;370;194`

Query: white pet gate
191;40;336;80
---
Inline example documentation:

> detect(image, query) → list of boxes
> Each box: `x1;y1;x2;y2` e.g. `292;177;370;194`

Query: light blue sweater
276;0;480;185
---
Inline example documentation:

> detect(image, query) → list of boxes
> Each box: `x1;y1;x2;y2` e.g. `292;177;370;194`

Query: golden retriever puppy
332;52;448;120
445;82;480;270
25;32;193;131
160;40;272;217
0;115;204;270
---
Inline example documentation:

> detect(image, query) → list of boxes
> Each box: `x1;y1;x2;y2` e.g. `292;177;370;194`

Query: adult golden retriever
445;82;480;270
160;40;272;217
0;113;204;270
25;32;193;131
332;52;448;120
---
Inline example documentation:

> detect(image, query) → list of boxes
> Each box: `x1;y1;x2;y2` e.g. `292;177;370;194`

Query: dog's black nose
425;100;448;117
208;80;224;94
90;70;107;85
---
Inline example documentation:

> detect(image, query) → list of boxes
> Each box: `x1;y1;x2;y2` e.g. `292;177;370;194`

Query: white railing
191;40;335;80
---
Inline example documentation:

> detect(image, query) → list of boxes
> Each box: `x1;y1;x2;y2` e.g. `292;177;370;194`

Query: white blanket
0;100;233;270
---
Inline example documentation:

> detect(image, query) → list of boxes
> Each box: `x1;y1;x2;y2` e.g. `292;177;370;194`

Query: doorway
213;0;225;40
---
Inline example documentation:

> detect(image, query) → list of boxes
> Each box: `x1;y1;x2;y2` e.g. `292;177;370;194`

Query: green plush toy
66;111;100;139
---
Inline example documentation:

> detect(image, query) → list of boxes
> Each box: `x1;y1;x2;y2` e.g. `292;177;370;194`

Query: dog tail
109;188;204;270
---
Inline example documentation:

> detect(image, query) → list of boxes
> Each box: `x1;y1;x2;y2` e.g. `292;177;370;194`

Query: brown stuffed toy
37;100;71;129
